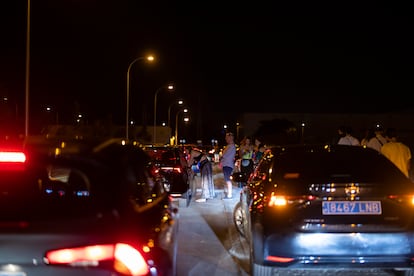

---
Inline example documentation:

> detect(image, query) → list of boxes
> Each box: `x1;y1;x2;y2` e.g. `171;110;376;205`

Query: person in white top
366;126;387;152
337;126;360;146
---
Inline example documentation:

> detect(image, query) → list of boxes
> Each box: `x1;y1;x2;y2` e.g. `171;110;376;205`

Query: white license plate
0;273;26;276
322;201;382;215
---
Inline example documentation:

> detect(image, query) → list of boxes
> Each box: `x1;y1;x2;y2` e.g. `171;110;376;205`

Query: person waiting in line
238;136;254;186
366;126;387;152
337;126;360;146
381;127;412;178
253;137;266;166
188;148;214;202
361;128;375;147
219;132;236;199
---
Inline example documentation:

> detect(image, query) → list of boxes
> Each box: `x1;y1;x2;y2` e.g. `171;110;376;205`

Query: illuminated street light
45;105;59;124
175;108;188;146
125;55;154;140
153;83;174;145
168;99;184;135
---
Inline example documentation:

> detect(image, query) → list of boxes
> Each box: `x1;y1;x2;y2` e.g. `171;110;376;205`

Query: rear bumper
263;232;414;266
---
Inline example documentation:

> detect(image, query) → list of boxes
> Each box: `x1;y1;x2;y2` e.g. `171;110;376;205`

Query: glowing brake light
45;243;149;275
268;192;317;207
388;194;414;206
0;151;26;163
268;193;287;206
160;166;182;173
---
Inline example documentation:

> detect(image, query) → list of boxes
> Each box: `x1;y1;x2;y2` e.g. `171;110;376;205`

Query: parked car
0;138;179;276
143;145;191;206
234;143;414;275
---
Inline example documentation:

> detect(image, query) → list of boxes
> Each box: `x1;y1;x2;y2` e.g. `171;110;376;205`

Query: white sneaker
195;198;206;203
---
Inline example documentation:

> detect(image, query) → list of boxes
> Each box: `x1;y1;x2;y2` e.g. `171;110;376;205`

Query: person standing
337;126;360;146
381;127;412;178
238;136;254;186
188;148;214;202
220;132;236;199
366;126;387;152
361;128;375;147
253;137;266;166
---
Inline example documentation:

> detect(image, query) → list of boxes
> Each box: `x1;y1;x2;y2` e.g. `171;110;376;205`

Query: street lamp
125;55;154;140
175;108;188;146
25;0;31;137
153;83;174;145
167;99;184;132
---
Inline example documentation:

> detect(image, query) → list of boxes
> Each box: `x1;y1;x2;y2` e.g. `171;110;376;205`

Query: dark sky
1;1;413;133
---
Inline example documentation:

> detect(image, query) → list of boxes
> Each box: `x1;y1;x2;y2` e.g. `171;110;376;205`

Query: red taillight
160;166;182;174
266;255;295;263
45;243;149;275
0;151;26;163
0;151;26;171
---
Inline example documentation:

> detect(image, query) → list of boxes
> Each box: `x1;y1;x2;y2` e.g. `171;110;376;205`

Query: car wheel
233;201;245;237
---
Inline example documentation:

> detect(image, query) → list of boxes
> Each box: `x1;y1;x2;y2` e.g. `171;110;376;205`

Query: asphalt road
174;165;250;276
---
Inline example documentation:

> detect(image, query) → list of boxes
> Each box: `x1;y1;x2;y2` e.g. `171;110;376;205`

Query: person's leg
194;174;205;202
205;162;214;199
201;173;210;199
223;166;233;198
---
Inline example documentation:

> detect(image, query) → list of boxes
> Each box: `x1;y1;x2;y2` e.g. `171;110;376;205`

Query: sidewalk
174;163;249;276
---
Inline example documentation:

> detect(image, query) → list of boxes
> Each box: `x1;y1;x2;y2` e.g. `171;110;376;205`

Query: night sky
1;1;413;137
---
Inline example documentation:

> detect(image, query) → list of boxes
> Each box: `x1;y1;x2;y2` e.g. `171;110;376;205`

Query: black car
143;145;191;205
0;138;179;276
234;144;414;276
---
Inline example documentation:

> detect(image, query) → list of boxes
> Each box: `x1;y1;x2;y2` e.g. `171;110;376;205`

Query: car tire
233;201;245;237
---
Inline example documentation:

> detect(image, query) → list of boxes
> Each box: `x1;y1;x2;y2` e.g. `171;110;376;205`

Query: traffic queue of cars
233;144;414;276
0;139;179;276
3;136;414;276
142;145;191;206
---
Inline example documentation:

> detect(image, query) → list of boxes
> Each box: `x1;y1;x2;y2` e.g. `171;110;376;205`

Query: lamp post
25;0;31;137
175;108;188;146
125;55;154;140
153;83;174;145
167;99;183;133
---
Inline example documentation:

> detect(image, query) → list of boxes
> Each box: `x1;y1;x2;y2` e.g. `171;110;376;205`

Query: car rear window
271;146;410;187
